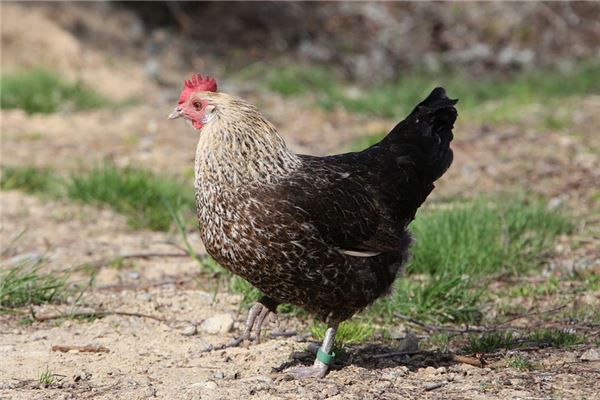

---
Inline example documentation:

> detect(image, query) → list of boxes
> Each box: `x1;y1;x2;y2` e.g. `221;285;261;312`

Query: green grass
0;69;109;114
368;197;571;324
310;320;374;352
2;163;575;331
465;328;585;353
38;367;55;387
229;276;262;309
505;355;535;371
0;165;61;195
0;259;69;309
408;199;571;277
245;62;599;124
67;165;194;231
1;164;195;232
504;277;561;298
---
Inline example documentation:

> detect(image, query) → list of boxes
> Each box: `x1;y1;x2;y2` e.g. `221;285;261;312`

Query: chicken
169;73;457;378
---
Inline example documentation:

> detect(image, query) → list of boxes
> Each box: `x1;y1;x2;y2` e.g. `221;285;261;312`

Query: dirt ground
1;3;599;400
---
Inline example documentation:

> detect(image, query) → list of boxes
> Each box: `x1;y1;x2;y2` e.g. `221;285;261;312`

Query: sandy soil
1;3;599;399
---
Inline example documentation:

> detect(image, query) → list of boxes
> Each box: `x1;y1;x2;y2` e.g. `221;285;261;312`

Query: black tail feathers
383;86;458;183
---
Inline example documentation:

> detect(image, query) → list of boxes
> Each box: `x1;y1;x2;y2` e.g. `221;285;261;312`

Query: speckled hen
169;73;457;378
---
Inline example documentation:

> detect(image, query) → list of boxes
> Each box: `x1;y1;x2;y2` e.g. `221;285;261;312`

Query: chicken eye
193;102;202;111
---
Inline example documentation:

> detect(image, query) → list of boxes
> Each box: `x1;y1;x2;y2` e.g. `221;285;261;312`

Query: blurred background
1;2;599;397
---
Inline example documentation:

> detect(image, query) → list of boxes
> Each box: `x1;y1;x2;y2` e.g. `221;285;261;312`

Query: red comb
178;73;218;104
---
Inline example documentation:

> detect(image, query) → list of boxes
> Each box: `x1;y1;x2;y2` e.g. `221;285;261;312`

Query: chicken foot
287;324;338;379
222;296;277;348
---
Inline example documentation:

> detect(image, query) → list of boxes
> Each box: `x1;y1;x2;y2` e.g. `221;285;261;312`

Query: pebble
198;314;234;334
138;293;153;302
420;366;438;376
190;380;218;390
397;331;420;352
213;371;225;380
126;271;140;280
580;348;600;361
322;385;340;397
241;375;273;384
0;345;15;353
181;325;197;336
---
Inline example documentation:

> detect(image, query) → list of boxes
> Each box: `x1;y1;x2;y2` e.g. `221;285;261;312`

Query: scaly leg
254;305;271;344
287;324;338;379
222;295;278;348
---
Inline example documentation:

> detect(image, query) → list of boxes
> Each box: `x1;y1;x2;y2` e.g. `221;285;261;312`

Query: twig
96;278;189;291
371;350;423;359
394;313;487;333
394;305;568;335
52;345;109;353
424;382;446;391
451;354;483;368
34;310;166;323
66;252;195;273
269;330;298;338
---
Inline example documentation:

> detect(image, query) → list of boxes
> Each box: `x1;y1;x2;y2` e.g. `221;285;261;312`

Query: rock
0;345;15;353
181;325;197;336
137;293;152;302
190;380;218;390
241;375;273;384
397;331;419;352
322;385;340;397
213;371;225;380
581;348;600;361
198;314;234;335
126;271;140;280
420;366;437;377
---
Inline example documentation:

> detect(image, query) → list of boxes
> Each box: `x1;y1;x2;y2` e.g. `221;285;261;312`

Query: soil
1;3;599;399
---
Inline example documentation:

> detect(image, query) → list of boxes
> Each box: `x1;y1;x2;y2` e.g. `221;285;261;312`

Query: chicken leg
287;324;338;379
223;295;278;348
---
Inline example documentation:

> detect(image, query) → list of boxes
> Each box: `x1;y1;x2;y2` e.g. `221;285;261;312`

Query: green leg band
316;348;336;365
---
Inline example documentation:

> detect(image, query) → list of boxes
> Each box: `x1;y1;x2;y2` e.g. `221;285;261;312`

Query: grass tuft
1;164;195;231
0;259;69;309
0;165;61;195
1;69;109;114
466;328;585;353
229;276;262;309
505;355;535;371
249;62;599;125
38;367;55;387
408;198;571;277
66;165;194;231
370;197;571;324
310;320;375;351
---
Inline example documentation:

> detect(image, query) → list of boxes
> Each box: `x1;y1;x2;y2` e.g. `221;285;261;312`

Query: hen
169;74;457;378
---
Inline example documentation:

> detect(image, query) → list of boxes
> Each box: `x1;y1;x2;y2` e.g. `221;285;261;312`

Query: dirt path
1;191;599;400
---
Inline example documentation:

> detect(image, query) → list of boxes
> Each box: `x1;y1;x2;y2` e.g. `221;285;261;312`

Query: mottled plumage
192;88;457;324
170;79;457;377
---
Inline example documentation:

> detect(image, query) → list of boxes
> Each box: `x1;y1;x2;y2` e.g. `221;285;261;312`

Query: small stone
322;385;340;397
138;293;152;302
397;331;420;352
198;314;234;334
181;325;197;336
581;348;600;361
0;345;15;353
420;366;437;376
30;331;48;341
126;271;140;280
190;380;218;390
241;375;273;384
213;371;225;380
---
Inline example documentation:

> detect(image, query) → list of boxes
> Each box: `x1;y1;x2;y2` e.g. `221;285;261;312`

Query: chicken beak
168;107;183;120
